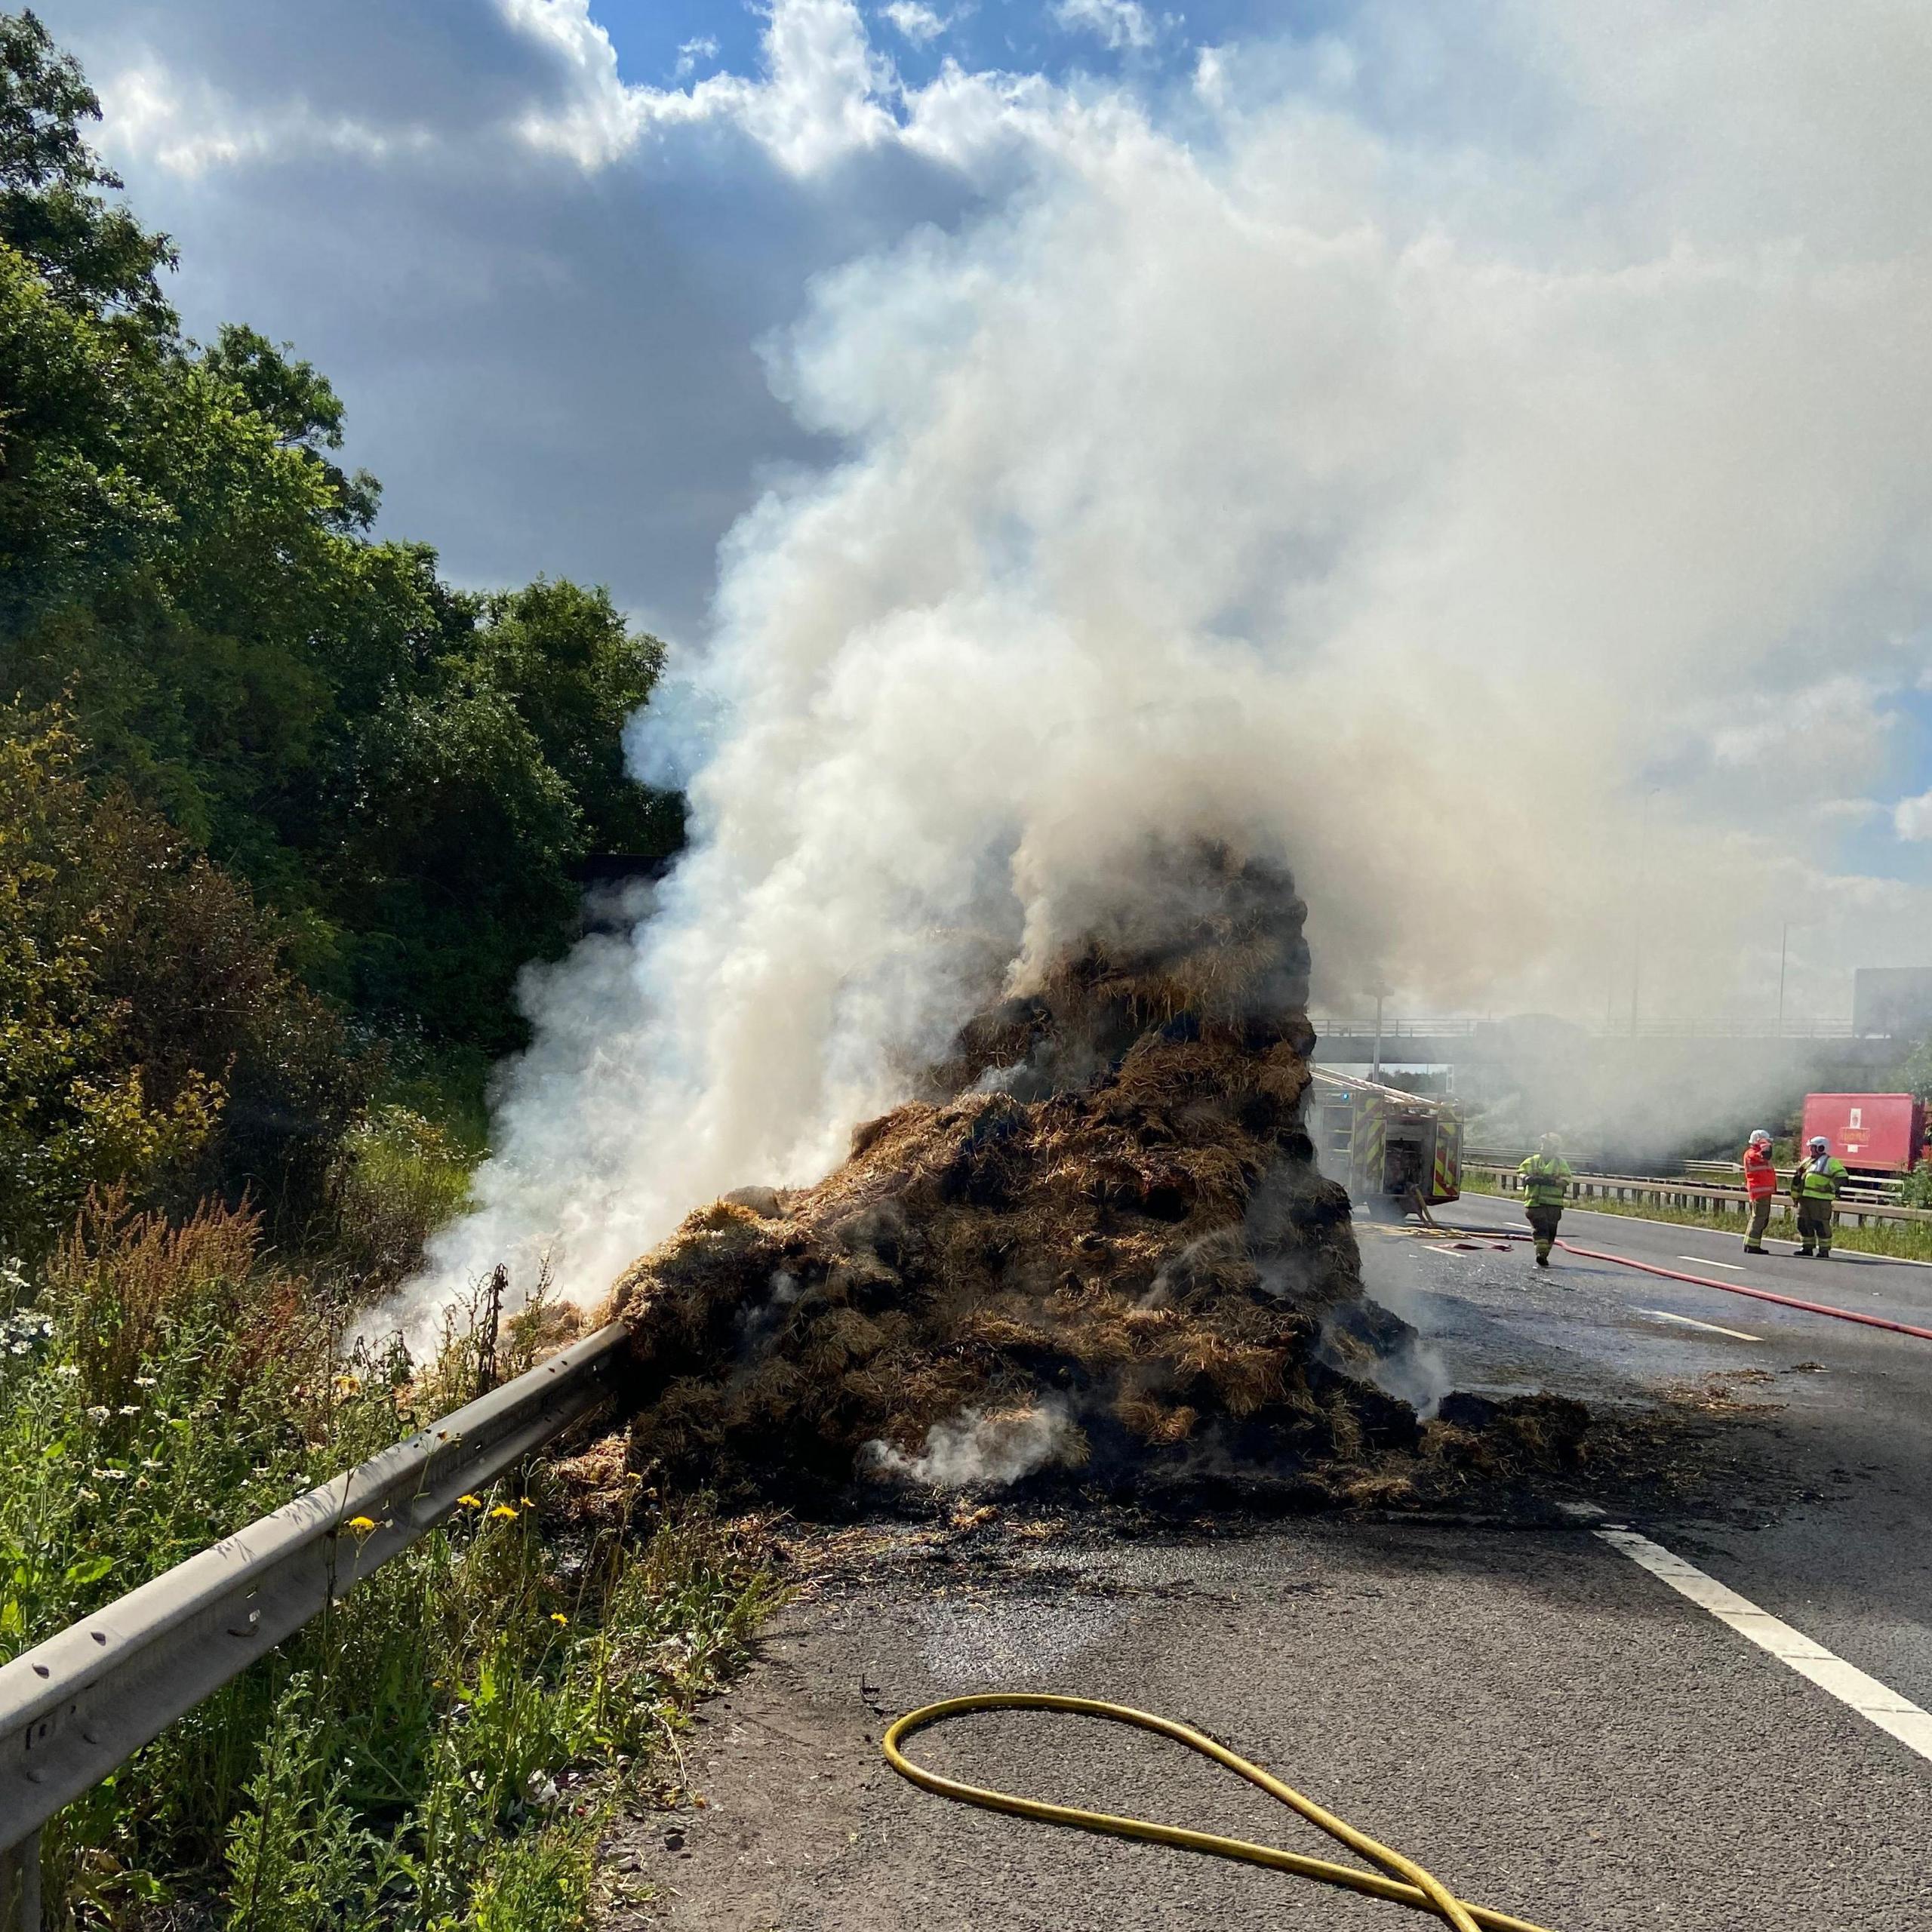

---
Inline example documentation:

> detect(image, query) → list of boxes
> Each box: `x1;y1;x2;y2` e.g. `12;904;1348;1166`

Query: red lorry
1800;1092;1929;1175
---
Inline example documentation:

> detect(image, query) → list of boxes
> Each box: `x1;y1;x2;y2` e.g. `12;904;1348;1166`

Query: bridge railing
0;1320;630;1930
1310;1015;1872;1042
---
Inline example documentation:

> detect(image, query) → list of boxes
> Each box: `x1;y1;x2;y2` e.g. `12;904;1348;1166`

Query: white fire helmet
1809;1135;1830;1152
1749;1129;1771;1146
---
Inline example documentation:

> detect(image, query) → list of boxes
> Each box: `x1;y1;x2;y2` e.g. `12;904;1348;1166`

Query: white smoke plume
860;1402;1084;1491
417;1;1932;1315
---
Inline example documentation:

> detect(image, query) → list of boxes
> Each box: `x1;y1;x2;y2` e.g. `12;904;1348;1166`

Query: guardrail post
1;1828;40;1932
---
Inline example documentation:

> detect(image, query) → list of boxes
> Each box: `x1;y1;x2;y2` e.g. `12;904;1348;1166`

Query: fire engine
1309;1069;1464;1212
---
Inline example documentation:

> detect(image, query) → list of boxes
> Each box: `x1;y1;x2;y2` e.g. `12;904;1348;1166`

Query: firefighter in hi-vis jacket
1791;1134;1849;1259
1517;1134;1574;1269
1743;1129;1777;1254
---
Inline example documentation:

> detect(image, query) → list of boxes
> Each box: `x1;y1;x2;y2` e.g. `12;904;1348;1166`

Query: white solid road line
1637;1307;1761;1342
1598;1527;1932;1764
1680;1254;1744;1271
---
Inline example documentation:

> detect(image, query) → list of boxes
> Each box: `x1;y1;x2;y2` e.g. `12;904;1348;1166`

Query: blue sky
606;2;1333;88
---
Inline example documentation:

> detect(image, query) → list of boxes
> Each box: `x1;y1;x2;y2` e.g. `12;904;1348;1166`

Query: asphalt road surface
605;1198;1932;1932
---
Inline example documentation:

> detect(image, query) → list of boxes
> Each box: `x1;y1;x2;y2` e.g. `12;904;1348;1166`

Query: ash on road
601;1201;1932;1932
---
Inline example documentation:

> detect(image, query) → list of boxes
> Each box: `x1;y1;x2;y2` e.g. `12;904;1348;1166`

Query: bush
324;1106;474;1297
0;707;374;1259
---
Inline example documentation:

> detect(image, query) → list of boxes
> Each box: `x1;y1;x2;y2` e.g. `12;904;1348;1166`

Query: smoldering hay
599;849;1586;1507
414;0;1932;1324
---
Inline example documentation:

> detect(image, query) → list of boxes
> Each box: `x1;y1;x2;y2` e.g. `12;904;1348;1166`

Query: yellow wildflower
457;1494;483;1509
346;1515;378;1537
550;1613;568;1626
488;1503;519;1521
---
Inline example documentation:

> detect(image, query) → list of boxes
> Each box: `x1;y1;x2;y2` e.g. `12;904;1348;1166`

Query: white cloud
1896;790;1932;841
54;0;999;642
97;65;429;176
881;3;948;45
509;0;900;174
1706;677;1896;777
675;35;719;78
89;1;907;181
1053;0;1155;52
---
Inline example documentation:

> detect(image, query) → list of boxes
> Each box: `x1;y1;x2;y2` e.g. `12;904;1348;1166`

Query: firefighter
1518;1133;1574;1269
1790;1134;1849;1259
1742;1129;1777;1254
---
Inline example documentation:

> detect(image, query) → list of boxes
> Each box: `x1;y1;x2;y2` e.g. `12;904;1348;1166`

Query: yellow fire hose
883;1694;1554;1932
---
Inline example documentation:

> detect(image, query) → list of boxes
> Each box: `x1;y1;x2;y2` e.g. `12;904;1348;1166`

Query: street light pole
1629;789;1656;1036
1777;922;1789;1037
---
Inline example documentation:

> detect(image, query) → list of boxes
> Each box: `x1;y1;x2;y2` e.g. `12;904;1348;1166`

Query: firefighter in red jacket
1742;1129;1776;1254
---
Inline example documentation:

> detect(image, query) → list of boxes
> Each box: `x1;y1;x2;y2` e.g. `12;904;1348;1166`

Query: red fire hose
1554;1241;1932;1343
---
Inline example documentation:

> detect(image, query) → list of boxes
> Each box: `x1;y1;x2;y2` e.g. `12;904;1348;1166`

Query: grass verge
1459;1170;1932;1263
1;1192;780;1932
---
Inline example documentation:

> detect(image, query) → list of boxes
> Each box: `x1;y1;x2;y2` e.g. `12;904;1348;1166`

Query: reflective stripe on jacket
1518;1154;1573;1207
1743;1146;1777;1200
1794;1156;1847;1201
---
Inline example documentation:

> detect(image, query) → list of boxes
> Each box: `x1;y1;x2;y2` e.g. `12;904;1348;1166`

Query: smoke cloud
418;1;1932;1314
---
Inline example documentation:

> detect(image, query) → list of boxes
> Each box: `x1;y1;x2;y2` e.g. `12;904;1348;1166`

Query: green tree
0;242;169;621
1;14;681;1062
1903;1032;1932;1106
337;687;584;1048
0;8;174;326
202;322;380;531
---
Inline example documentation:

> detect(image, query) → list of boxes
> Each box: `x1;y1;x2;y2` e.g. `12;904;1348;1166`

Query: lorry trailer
1801;1092;1928;1177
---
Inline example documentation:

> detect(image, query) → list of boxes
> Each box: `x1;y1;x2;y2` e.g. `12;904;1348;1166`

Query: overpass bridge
1308;1014;1902;1081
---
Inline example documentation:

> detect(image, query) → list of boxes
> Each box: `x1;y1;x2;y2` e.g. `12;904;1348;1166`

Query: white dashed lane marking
1598;1527;1932;1764
1679;1255;1744;1271
1637;1308;1762;1342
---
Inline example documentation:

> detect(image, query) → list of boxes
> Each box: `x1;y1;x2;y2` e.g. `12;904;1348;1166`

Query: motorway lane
612;1518;1932;1931
1443;1190;1932;1331
605;1206;1932;1930
1370;1195;1932;1715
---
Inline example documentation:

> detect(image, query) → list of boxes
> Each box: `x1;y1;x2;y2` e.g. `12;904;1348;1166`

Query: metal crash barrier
1468;1165;1932;1234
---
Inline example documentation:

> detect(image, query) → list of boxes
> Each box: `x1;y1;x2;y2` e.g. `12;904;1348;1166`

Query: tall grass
0;1193;779;1932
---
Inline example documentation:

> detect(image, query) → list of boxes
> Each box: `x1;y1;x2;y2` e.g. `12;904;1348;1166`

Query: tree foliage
0;11;680;1075
0;7;175;325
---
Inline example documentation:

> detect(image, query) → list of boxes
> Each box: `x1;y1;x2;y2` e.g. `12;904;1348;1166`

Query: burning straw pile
605;847;1583;1509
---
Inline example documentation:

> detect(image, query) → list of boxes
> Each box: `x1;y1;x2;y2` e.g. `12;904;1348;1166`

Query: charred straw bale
604;846;1579;1509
